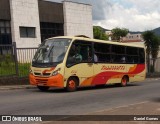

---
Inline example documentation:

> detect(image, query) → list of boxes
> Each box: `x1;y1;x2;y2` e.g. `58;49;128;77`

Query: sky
48;0;160;31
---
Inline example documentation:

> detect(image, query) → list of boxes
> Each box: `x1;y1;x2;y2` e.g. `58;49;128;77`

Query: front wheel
66;78;78;92
121;76;128;87
37;86;49;91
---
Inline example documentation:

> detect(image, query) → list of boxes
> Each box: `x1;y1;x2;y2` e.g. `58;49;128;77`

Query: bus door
65;40;94;86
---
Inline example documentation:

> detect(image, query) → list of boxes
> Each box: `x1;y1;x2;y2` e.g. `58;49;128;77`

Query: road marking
85;101;149;114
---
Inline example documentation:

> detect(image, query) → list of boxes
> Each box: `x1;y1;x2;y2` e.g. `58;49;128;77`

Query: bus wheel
37;86;49;91
121;76;128;87
66;78;78;92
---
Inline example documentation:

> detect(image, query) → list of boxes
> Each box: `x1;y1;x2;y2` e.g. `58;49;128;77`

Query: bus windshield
32;38;71;67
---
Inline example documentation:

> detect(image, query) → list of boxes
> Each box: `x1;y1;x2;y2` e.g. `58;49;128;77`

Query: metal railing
0;42;38;77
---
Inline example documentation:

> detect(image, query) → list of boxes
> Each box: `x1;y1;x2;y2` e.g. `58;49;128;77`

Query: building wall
10;0;41;48
122;33;143;42
63;1;93;38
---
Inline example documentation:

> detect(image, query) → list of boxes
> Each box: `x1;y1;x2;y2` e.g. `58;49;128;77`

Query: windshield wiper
48;45;54;57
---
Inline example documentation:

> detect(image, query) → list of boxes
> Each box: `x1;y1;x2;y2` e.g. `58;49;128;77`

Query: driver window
66;40;92;66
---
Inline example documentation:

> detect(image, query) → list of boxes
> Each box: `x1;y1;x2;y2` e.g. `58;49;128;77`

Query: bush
0;55;3;67
4;54;13;66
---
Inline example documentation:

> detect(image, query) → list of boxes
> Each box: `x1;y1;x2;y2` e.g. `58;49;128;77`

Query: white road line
85;101;149;114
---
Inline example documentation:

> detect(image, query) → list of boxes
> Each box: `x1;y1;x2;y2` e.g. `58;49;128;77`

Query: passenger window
139;48;145;64
111;45;126;63
126;47;139;64
94;43;111;63
66;40;92;66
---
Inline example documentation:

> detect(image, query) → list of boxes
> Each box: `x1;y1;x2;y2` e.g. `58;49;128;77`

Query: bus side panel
92;63;127;85
127;64;146;82
64;63;94;87
80;63;146;86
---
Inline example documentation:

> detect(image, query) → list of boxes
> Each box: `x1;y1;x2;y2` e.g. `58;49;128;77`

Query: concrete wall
10;0;41;48
63;1;93;38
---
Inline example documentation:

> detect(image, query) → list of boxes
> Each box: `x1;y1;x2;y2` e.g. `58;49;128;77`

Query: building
0;0;93;48
121;33;144;45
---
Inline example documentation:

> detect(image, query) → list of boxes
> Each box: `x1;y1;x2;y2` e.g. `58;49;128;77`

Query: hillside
152;27;160;37
94;26;160;37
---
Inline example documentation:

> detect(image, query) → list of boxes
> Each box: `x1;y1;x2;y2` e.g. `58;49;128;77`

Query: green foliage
93;26;109;40
0;54;13;67
151;36;159;59
111;27;129;41
142;31;160;72
0;55;3;67
0;63;30;77
4;54;13;66
142;31;155;55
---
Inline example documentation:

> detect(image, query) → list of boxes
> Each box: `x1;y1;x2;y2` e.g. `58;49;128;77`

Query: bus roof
47;36;145;48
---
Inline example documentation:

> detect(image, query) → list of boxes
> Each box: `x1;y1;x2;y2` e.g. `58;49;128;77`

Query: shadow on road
30;83;141;93
150;97;160;103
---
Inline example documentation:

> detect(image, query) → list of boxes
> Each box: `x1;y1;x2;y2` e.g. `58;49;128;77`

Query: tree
111;27;129;41
142;31;160;72
151;36;160;72
93;26;109;40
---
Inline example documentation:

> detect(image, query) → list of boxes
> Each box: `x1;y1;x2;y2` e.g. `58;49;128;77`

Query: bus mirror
75;57;81;62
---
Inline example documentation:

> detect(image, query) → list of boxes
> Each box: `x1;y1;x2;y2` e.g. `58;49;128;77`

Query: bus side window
139;48;145;63
67;44;82;66
94;42;111;63
126;47;140;64
66;40;93;67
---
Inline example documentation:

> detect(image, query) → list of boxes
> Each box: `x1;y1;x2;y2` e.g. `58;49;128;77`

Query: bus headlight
29;69;33;74
52;68;61;76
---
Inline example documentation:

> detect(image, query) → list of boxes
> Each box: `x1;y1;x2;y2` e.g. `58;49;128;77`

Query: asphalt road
0;79;159;115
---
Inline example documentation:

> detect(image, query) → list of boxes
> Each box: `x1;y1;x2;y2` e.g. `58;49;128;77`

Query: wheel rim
122;78;127;86
69;80;76;89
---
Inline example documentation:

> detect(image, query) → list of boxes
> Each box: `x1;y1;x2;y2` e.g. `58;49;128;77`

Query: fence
0;42;38;77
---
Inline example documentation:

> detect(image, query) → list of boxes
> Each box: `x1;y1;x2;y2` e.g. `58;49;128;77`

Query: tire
66;78;78;92
121;76;128;87
37;86;49;91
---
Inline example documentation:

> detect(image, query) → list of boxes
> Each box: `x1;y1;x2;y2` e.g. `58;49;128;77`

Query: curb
0;85;36;90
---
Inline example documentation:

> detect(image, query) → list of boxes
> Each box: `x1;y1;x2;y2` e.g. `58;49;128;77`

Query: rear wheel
37;86;49;91
66;78;78;92
121;76;128;87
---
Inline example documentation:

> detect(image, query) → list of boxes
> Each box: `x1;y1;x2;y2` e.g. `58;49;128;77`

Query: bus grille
34;73;41;76
36;79;48;84
34;73;51;77
43;73;51;76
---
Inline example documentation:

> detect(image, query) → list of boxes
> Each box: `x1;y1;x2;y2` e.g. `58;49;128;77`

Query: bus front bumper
29;74;64;88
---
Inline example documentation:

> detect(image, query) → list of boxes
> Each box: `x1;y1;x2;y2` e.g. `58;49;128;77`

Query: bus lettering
101;65;125;71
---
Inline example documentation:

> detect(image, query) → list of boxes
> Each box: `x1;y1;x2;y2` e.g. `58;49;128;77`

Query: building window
40;22;64;42
0;20;12;44
19;27;36;38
